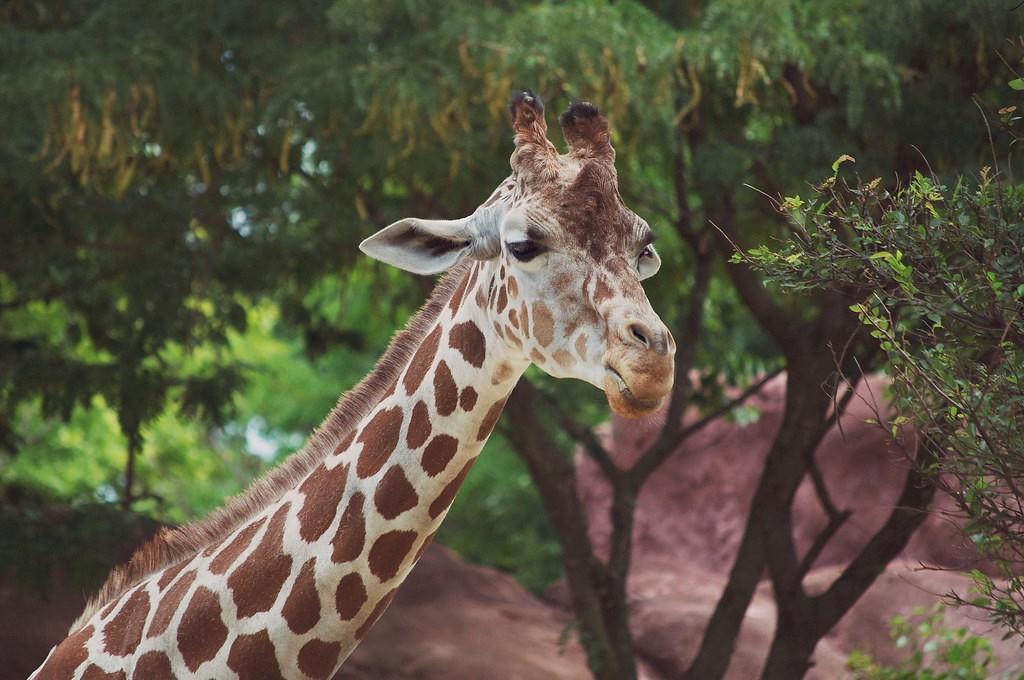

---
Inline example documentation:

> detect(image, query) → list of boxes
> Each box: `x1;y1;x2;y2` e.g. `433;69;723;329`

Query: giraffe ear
359;217;477;275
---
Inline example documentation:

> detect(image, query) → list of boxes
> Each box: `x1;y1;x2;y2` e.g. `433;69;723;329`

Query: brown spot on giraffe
475;283;488;308
508;307;519;329
335;572;368;620
132;651;173;680
402;325;441;394
421;434;458;476
495;285;508;313
156;560;187;590
448;320;487;368
553;348;575;368
492;362;516;385
333;428;356;455
459;386;478;411
433;361;458;417
466;261;480;293
368;530;417;581
35;625;92;680
477;398;507;441
447;269;471;312
355;589;396;640
593;275;614;304
228;503;292;618
209;516;266;575
282;557;320;634
406;399;432;448
532;301;555;346
100;597;120;620
177;586;228;672
147;569;196;638
81;665;125;680
374;465;419;519
507;275;519;299
297;461;349;542
331;492;366;563
103;587;149;656
356;406;403;478
429;459;476;519
227;631;279;680
492;321;506;340
298;639;341;679
530;348;546;364
519;302;530;337
575;333;589;360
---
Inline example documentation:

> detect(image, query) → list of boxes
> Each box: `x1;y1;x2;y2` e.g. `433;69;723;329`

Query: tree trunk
760;443;937;679
503;382;637;680
684;360;834;679
682;527;766;679
121;438;137;511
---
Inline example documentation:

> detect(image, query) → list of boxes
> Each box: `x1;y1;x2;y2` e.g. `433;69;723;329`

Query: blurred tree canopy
3;0;1024;676
5;0;1014;500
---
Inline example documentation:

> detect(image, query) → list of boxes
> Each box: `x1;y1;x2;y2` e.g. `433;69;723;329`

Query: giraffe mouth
604;365;663;414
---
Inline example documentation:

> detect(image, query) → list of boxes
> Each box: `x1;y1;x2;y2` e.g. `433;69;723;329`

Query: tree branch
808;440;938;629
708;204;803;352
629;368;782;489
798;504;852;578
527;380;620;480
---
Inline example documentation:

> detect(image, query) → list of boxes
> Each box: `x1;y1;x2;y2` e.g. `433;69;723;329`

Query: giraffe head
361;91;674;417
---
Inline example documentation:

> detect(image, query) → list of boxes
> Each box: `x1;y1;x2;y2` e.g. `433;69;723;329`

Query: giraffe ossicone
32;91;675;679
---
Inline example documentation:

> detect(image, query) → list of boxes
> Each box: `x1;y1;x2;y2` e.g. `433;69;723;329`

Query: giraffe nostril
622;320;673;355
627;322;651;349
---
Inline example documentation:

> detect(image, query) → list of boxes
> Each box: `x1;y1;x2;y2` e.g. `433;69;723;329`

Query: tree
745;165;1024;644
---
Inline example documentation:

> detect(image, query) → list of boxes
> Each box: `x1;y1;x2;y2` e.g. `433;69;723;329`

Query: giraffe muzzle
599;315;675;417
602;356;674;418
604;365;664;412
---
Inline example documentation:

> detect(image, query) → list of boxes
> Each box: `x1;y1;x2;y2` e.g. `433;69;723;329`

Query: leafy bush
744;164;1024;640
847;605;1008;680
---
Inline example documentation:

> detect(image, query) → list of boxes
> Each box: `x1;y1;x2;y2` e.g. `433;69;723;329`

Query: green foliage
847;605;1011;680
745;165;1024;637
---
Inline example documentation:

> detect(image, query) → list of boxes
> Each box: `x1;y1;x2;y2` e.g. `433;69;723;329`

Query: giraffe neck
281;258;528;668
33;260;530;680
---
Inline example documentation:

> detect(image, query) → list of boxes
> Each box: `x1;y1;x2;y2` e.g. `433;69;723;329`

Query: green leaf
832;154;856;173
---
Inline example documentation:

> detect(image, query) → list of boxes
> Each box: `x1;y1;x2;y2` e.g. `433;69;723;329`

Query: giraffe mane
73;260;474;631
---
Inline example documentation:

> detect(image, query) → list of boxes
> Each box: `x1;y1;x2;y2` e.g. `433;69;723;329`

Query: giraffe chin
602;370;667;418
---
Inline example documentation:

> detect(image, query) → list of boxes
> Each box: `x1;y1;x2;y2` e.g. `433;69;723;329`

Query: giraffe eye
507;240;545;263
639;245;655;259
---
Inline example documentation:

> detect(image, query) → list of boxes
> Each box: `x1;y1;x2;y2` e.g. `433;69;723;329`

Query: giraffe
32;91;675;680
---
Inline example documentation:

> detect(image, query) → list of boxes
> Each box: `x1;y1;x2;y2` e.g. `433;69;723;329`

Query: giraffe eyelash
506;240;546;262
